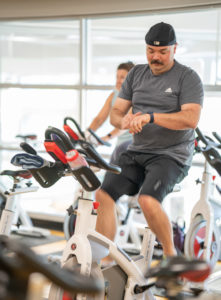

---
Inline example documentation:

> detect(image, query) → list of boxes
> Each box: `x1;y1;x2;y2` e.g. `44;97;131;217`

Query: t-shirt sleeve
179;69;204;106
118;67;135;101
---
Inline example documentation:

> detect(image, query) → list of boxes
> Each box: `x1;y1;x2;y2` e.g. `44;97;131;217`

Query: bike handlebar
195;127;221;150
64;116;85;139
212;131;221;144
45;126;74;151
11;127;121;190
45;126;121;174
195;127;210;147
0;236;102;296
64;116;111;147
87;128;111;147
80;141;121;174
195;127;221;176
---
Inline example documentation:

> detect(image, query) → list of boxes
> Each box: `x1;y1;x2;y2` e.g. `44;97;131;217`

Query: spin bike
0;133;49;238
63;117;142;254
62;116;111;240
11;126;212;300
13;126;156;300
184;127;221;289
0;168;50;237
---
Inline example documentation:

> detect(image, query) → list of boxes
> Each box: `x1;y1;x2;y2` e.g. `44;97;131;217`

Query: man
95;22;204;263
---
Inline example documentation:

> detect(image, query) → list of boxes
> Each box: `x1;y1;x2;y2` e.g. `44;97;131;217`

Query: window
87;10;219;85
0;19;80;217
0;89;79;142
198;93;221;133
0;20;80;85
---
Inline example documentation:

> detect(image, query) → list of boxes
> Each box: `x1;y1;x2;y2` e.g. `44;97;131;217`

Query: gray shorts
101;151;189;203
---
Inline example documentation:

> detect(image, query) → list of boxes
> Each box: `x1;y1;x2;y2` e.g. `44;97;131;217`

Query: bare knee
95;189;115;207
138;195;161;218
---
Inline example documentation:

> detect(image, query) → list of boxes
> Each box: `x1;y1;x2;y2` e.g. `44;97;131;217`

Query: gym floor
10;226;221;300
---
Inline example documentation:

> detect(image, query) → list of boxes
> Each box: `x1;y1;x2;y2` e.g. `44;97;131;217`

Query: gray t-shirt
118;60;204;166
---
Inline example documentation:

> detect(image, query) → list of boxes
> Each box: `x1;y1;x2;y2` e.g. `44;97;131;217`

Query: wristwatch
148;112;154;124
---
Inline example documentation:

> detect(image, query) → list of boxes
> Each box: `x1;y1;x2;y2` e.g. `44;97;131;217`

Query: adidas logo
165;87;172;93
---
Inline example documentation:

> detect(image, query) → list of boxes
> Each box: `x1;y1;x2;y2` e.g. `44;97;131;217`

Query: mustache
151;60;163;65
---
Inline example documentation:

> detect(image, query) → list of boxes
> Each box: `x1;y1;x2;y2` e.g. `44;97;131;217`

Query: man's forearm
153;103;202;130
110;107;125;129
128;104;202;134
153;110;200;130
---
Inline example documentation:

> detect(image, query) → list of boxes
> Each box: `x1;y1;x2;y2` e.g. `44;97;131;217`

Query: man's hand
129;114;150;134
121;112;142;130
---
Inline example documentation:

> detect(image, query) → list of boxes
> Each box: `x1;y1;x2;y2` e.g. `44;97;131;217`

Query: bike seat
16;134;37;140
0;169;32;179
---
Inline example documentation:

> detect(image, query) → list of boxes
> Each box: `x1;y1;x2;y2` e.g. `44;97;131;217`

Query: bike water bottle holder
30;162;65;188
71;166;100;192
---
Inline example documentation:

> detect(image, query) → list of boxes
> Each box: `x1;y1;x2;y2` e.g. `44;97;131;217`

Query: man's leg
95;189;117;240
95;150;142;263
137;155;189;257
95;189;117;263
139;195;176;256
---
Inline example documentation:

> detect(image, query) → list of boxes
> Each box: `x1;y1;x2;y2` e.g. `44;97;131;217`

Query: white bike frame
185;159;221;290
61;189;156;300
185;160;220;262
0;178;50;237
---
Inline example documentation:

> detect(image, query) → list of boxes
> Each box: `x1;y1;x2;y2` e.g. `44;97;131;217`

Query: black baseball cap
145;22;176;46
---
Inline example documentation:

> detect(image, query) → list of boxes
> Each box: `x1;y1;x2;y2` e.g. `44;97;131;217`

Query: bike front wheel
185;215;220;268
